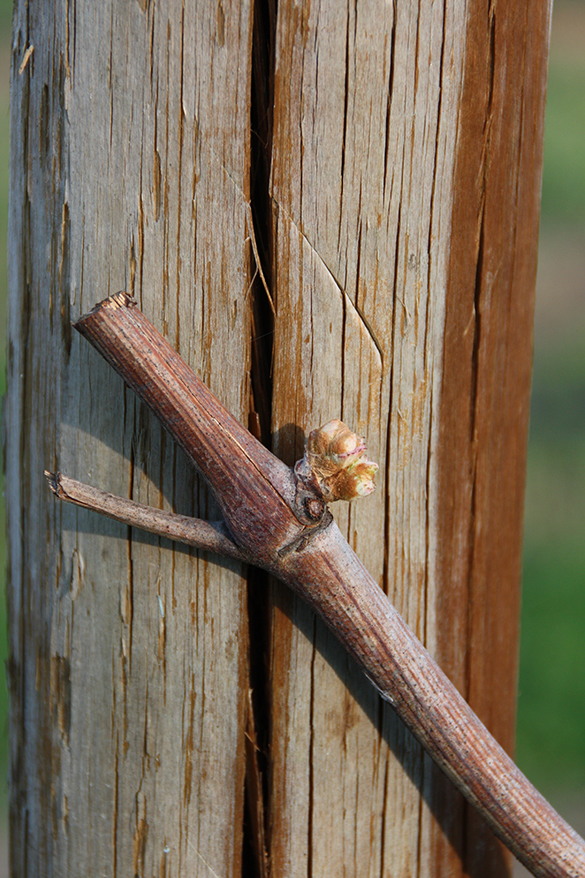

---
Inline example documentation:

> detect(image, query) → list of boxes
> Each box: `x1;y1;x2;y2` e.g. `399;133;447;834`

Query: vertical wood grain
433;2;553;874
268;0;550;875
7;2;253;875
7;0;551;876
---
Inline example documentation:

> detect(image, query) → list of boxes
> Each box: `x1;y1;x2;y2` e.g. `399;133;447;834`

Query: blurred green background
514;0;585;845
0;0;10;866
0;0;583;874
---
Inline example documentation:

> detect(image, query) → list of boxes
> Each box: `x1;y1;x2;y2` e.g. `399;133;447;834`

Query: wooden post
267;2;551;876
6;1;550;877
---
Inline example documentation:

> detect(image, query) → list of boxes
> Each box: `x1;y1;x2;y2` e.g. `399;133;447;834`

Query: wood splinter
48;292;585;878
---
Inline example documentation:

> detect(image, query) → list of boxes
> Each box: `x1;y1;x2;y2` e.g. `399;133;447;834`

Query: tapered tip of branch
73;291;136;330
45;470;65;498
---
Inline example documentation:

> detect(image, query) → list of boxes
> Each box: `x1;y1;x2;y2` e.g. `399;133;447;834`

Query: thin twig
245;203;276;315
45;471;252;562
55;292;585;878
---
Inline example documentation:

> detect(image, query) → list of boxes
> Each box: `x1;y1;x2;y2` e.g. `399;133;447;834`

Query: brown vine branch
51;292;585;878
45;471;253;562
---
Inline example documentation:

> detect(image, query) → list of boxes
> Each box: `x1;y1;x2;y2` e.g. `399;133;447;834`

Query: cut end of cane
305;419;378;502
45;470;63;497
73;292;137;331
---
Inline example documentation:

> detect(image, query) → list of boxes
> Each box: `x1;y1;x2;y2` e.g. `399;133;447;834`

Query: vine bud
305;419;378;502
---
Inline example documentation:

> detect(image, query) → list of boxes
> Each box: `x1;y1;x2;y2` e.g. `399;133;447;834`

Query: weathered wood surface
7;2;254;876
268;1;551;876
6;1;550;878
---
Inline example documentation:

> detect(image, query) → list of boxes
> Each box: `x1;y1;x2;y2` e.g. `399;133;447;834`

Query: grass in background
515;0;585;820
518;542;585;789
541;65;585;225
0;0;11;824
